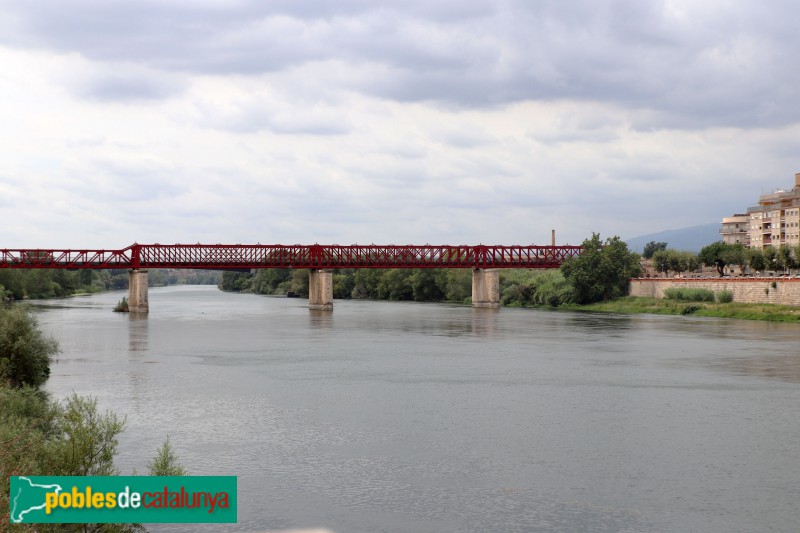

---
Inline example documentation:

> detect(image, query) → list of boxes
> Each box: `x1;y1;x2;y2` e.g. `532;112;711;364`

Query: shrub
663;287;714;302
0;306;59;388
113;297;130;312
681;305;701;315
716;291;734;303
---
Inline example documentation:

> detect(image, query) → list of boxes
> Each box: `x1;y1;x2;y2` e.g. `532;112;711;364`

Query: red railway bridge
0;243;582;311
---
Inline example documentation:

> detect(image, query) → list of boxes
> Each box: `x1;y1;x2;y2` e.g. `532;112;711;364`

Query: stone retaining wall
629;278;800;306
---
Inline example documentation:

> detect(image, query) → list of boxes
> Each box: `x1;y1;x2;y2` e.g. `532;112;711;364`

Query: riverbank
569;296;800;322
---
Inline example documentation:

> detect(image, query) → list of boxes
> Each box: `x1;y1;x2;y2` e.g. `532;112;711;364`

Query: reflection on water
308;309;333;329
30;286;800;533
128;313;149;352
695;353;800;384
470;307;498;338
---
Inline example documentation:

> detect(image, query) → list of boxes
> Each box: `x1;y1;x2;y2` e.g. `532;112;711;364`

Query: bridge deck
0;244;581;269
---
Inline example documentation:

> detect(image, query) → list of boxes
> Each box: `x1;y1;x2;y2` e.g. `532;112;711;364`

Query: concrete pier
128;269;149;313
309;269;333;310
472;268;500;308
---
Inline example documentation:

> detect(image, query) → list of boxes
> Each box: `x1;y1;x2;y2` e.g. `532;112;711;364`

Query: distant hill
625;223;721;253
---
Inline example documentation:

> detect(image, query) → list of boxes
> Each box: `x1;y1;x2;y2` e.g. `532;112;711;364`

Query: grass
566;297;800;322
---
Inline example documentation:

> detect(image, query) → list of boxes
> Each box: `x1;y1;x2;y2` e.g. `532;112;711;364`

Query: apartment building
720;214;750;246
728;172;800;249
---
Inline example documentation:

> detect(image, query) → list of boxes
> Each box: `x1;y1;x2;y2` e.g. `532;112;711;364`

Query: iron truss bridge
0;244;582;270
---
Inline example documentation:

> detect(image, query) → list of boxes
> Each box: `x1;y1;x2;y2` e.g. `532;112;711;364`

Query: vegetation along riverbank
569;297;800;322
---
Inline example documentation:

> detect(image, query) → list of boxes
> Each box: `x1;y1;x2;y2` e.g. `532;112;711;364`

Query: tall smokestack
551;229;555;246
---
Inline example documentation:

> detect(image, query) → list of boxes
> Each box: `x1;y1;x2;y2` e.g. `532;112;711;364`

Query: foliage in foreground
0;305;59;387
0;305;185;531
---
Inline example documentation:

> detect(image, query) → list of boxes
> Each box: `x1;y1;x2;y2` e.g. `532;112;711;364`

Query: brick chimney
796;172;800;189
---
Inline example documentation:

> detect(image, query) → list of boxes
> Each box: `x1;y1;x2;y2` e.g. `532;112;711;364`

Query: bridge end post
472;268;500;308
308;269;333;311
128;269;149;313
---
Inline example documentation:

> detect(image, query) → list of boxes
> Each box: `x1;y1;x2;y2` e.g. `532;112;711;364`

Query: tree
0;306;59;388
724;244;748;275
777;244;795;273
444;269;472;303
669;250;698;276
147;437;187;476
48;394;126;477
642;241;668;259
410;270;445;301
651;249;671;275
763;246;778;272
698;241;729;276
560;233;642;304
748;248;767;273
376;269;414;300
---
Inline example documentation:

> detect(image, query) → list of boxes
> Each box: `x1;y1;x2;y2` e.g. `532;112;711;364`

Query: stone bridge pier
309;269;333;311
472;268;500;308
128;269;149;313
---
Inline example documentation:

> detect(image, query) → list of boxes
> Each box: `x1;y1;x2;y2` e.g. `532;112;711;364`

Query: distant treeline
220;268;572;307
0;269;221;300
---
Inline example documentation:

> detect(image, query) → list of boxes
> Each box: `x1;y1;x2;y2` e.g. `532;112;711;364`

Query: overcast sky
1;0;799;248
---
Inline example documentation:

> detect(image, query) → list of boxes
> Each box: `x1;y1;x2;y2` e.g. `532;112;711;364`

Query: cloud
0;2;799;249
2;1;798;127
73;68;186;102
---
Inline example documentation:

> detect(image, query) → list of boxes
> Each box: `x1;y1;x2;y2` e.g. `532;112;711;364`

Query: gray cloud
3;0;799;127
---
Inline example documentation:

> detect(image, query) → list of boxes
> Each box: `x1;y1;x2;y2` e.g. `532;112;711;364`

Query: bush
0;306;59;388
663;287;715;302
716;291;734;303
147;437;187;476
681;305;701;315
113;297;129;312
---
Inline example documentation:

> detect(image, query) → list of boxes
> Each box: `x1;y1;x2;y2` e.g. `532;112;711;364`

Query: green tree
332;270;356;299
290;269;310;297
651;249;671;275
352;269;383;299
219;271;252;292
561;233;642;304
376;269;414;300
0;306;59;388
410;270;445;301
763;246;778;272
698;241;730;276
777;244;795;273
48;394;126;476
726;244;748;275
748;248;767;273
663;250;698;276
642;241;668;259
444;269;472;303
147;437;187;476
531;270;573;306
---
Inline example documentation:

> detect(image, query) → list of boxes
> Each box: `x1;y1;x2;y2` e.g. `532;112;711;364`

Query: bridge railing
0;244;582;269
0;248;136;269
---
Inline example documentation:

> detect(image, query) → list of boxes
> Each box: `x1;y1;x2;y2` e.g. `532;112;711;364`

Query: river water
31;285;800;532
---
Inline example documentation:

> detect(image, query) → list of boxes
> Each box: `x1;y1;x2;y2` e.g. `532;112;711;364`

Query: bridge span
0;243;582;311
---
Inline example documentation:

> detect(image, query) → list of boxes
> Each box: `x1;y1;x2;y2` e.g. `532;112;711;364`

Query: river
31;285;800;532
